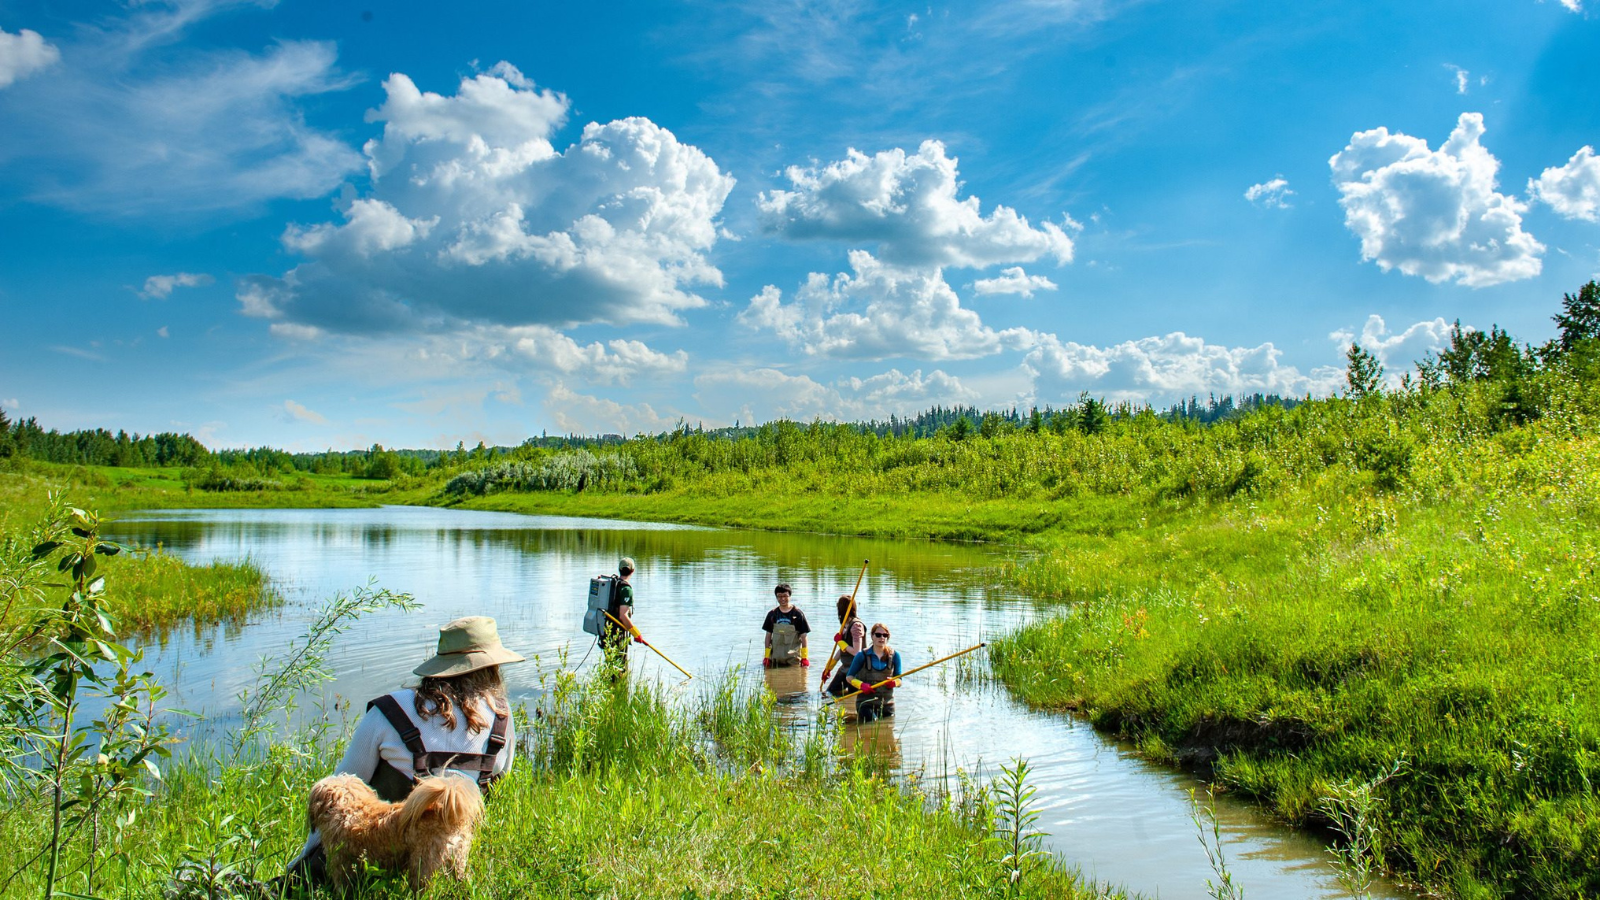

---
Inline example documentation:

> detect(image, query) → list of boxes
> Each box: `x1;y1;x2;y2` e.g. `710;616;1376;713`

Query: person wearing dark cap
762;583;811;668
283;615;525;885
600;556;643;664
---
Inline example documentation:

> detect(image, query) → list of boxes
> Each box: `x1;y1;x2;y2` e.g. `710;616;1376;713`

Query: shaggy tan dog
308;773;484;892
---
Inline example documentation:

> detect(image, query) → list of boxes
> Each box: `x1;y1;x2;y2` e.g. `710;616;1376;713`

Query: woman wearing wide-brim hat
285;616;525;884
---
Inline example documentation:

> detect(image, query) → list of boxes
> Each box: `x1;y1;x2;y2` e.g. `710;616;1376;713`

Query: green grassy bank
433;388;1600;898
0;471;279;632
9;371;1600;895
0;670;1120;900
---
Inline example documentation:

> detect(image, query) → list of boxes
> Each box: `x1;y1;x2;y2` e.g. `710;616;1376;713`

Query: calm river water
106;506;1405;900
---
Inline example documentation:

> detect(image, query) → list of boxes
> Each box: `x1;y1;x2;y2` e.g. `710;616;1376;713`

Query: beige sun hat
413;616;526;678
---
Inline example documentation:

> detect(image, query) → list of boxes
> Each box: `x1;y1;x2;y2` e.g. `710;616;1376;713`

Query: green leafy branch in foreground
234;582;419;756
0;500;178;900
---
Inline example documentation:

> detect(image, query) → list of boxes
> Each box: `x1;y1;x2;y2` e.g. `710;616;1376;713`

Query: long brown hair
836;594;860;623
413;665;508;732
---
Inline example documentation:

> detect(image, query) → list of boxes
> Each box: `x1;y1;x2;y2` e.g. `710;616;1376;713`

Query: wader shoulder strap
476;711;510;788
367;696;509;789
368;694;429;779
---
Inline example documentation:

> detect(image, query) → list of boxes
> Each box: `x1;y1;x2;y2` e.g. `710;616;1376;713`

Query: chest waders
853;653;897;723
365;694;510;803
826;618;864;696
769;621;802;667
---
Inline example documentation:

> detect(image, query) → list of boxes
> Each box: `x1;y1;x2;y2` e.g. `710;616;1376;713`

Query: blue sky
1;0;1597;450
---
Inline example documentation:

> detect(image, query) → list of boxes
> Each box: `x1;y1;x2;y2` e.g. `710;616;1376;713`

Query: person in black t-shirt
761;583;811;668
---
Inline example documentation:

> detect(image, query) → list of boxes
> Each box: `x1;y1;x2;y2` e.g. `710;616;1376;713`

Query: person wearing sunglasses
845;623;902;723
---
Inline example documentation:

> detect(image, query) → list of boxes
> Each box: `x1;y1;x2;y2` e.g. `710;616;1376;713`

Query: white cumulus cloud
973;267;1057;298
500;325;688;386
740;251;1035;361
243;64;736;337
1244;177;1294;209
1329;113;1543;287
758;140;1073;269
693;366;978;426
139;272;213;299
0;27;59;88
1530;146;1600;222
543;383;681;436
1329;315;1454;382
1024;331;1343;407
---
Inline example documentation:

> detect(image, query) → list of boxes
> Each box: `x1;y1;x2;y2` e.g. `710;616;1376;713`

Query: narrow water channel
106;506;1406;900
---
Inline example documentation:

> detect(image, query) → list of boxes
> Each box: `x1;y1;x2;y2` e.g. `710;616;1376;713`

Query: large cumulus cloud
1329;113;1543;287
693;366;978;425
1024;332;1343;406
738;251;1035;360
241;63;737;339
757;140;1073;268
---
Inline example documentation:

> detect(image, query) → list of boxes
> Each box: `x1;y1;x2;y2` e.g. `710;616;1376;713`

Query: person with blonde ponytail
845;622;902;723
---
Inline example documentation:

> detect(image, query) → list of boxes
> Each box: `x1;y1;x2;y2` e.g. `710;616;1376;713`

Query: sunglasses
872;632;889;638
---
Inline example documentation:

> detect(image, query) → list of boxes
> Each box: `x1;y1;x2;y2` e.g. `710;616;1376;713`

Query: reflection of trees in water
106;514;1015;602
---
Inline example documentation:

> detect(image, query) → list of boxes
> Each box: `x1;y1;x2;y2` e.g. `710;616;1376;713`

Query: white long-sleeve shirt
293;689;516;863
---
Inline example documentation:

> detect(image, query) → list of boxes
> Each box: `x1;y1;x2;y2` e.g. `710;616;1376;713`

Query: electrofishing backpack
582;575;619;637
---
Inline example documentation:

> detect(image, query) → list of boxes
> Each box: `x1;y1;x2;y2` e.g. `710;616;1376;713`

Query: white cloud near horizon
692;366;979;426
757;140;1074;269
1530;146;1600;222
242;63;736;338
1329;113;1544;287
740;251;1035;361
1329;314;1454;385
973;267;1058;298
281;399;327;424
1023;331;1344;407
139;272;214;299
1244;177;1293;209
543;383;682;436
0;5;362;215
0;27;59;88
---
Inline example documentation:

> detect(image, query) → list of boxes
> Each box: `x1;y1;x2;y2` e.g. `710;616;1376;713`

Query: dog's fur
308;773;484;892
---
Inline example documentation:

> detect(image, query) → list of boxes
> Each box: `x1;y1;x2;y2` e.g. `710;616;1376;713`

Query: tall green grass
0;667;1125;900
990;426;1600;899
0;475;279;632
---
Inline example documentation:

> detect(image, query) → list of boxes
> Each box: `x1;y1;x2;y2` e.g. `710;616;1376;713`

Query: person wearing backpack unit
600;557;643;664
761;583;811;668
847;622;902;723
824;593;867;697
281;616;524;887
